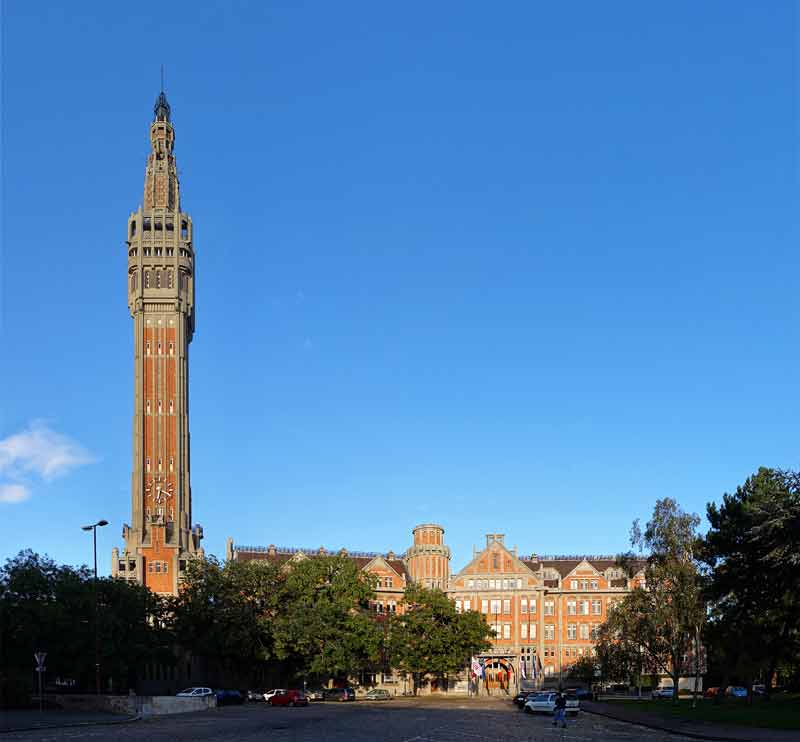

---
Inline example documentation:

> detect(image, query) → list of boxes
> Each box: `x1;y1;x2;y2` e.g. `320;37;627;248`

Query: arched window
130;272;136;291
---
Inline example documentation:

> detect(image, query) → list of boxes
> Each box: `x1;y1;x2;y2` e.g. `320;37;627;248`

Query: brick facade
229;526;645;689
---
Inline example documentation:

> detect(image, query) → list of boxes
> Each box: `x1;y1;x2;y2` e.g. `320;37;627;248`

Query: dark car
269;689;308;707
215;689;244;706
323;687;356;702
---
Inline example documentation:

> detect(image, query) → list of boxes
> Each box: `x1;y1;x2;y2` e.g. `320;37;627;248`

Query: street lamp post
82;519;109;695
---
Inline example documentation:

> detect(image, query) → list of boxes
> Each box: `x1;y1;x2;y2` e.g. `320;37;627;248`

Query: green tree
701;468;800;695
567;654;598;687
271;555;382;682
607;499;705;704
0;550;171;705
387;585;491;694
171;556;282;670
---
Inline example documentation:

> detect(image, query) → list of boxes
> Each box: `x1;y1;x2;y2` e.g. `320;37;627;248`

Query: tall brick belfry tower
111;90;203;594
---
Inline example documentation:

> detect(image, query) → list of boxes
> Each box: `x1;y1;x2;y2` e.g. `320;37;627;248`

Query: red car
269;689;308;707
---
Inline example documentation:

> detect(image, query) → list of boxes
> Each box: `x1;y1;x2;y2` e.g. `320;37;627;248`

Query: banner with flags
471;656;483;678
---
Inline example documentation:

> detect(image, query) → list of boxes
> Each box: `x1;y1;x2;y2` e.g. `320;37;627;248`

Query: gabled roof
231;545;410;580
453;540;537;580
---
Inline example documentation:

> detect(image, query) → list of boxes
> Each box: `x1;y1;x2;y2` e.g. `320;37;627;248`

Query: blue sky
1;2;797;575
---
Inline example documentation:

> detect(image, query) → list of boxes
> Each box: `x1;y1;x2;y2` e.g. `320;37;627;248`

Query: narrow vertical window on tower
144;271;150;288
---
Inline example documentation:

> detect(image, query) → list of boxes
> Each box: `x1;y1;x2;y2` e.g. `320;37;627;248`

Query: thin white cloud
0;422;96;504
0;483;30;504
0;421;95;481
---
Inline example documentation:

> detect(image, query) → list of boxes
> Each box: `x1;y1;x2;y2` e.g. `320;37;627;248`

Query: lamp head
97;519;109;527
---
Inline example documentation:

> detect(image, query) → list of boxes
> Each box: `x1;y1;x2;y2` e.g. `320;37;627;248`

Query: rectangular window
146;457;151;472
155;562;161;573
503;599;510;614
521;598;528;614
590;579;598;590
481;599;488;613
545;624;555;640
580;600;590;615
567;623;577;639
517;578;522;589
163;562;168;574
503;624;511;639
521;623;528;639
456;600;462;613
579;623;590;639
567;599;577;615
544;600;554;616
464;599;471;611
490;599;501;614
530;623;537;639
592;599;602;615
468;579;474;590
570;579;578;589
530;598;537;613
580;579;588;590
169;457;174;472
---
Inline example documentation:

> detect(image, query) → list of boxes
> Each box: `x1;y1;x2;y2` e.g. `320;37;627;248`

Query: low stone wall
135;695;217;716
46;693;216;716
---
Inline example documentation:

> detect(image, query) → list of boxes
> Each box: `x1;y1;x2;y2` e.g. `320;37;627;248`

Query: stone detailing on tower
405;523;451;589
113;90;202;595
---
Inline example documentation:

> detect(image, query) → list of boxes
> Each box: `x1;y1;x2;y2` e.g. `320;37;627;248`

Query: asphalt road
1;699;697;741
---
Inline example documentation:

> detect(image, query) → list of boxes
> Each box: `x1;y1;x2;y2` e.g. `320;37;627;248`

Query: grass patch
607;695;800;731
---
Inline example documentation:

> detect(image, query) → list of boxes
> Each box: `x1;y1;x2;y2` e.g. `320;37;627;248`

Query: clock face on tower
145;474;174;520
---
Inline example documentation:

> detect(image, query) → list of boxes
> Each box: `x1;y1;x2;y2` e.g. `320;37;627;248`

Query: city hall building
229;524;645;691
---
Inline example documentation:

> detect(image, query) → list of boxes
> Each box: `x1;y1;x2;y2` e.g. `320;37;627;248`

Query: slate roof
232;545;411;580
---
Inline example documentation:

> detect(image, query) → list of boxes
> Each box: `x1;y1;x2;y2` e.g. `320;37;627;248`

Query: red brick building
229;525;645;690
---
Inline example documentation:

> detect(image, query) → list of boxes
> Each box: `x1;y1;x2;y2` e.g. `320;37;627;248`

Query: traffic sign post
34;652;46;712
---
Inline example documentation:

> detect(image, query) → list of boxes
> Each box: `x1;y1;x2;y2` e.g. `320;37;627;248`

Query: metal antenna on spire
160;64;165;92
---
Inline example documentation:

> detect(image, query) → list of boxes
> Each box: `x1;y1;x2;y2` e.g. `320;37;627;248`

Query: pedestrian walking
553;691;567;728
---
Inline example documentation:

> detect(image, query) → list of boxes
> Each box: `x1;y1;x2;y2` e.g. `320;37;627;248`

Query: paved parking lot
0;699;698;741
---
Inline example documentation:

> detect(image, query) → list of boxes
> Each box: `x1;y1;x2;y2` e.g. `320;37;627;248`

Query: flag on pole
471;656;483;678
520;658;527;679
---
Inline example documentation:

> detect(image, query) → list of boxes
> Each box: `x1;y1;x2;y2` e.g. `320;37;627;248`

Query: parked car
269;689;308;707
523;692;579;715
246;689;266;702
323;687;356;702
364;689;391;701
703;687;721;698
263;688;287;702
726;686;748;698
514;691;535;707
651;686;675;699
214;689;244;706
753;685;766;696
305;688;326;701
176;687;214;697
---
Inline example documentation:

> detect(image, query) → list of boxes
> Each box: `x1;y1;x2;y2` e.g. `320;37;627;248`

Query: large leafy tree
271;555;382;681
606;499;705;704
170;556;282;668
0;550;171;705
387;585;491;693
700;468;800;693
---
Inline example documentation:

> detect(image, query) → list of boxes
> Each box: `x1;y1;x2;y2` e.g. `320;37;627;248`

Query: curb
583;707;750;742
0;714;140;735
